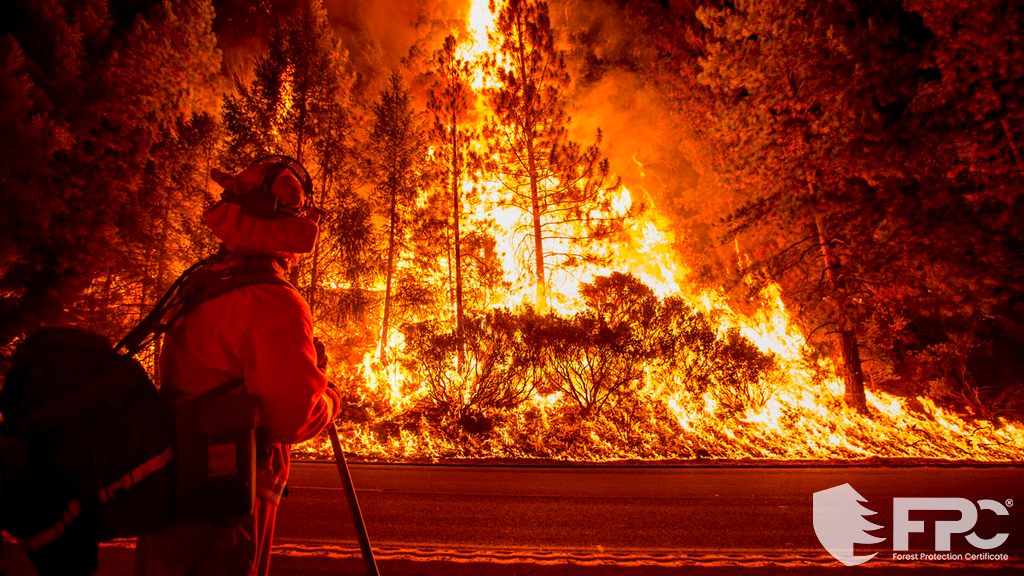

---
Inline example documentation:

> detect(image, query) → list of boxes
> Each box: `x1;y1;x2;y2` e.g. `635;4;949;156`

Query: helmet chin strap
203;201;320;255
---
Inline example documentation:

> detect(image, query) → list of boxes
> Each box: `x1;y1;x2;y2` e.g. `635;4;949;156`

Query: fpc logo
813;483;1011;567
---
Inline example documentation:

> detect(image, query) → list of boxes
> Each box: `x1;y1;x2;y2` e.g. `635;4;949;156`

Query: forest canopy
1;0;1021;460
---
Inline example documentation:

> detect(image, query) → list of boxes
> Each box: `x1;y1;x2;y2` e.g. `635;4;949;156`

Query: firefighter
134;156;342;576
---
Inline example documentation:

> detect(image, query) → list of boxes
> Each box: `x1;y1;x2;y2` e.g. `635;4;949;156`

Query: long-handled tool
328;421;381;576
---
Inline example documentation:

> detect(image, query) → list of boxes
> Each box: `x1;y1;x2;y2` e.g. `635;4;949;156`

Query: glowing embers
290;0;1024;464
296;272;1024;462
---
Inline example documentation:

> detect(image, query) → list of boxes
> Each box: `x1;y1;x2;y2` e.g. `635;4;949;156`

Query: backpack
0;253;293;575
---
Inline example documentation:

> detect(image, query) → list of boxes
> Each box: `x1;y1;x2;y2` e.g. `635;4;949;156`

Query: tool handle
328;421;381;576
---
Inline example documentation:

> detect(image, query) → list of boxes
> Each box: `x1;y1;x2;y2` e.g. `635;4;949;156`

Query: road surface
4;463;1023;575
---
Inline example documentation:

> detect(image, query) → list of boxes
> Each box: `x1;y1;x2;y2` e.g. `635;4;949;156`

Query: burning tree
692;0;922;412
628;0;1024;418
368;72;426;360
877;0;1024;415
222;0;349;166
483;0;623;313
134;112;224;374
222;0;372;323
425;34;480;364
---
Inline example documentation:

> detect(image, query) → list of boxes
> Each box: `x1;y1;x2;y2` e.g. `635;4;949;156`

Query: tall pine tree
426;34;480;363
369;72;425;360
695;0;929;411
223;0;366;318
0;0;222;342
484;0;621;313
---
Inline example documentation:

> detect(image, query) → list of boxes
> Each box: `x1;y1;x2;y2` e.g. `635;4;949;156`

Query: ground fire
2;0;1022;465
294;0;1024;462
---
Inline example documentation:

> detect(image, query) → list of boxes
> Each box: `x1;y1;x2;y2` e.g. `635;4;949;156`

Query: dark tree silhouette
426;34;480;363
484;0;622;313
368;72;425;360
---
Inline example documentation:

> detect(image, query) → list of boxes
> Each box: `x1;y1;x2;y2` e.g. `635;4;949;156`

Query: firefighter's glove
314;337;328;373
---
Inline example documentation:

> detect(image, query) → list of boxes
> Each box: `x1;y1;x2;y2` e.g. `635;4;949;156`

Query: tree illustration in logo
813;483;886;566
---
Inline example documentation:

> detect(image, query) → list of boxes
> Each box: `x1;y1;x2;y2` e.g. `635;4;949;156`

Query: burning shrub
652;296;778;414
579;272;659;331
534;274;660;417
531;273;777;420
401;310;538;433
395;273;776;448
534;313;651;416
705;329;779;413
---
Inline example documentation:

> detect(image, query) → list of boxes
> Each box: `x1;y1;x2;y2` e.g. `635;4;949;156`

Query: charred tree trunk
451;120;465;365
288;122;307;288
523;122;546;313
445;227;454;308
151;201;173;382
379;188;399;361
811;186;868;413
101;268;114;318
153;220;170;313
838;327;867;409
528;155;547;314
511;14;546;314
301;162;318;318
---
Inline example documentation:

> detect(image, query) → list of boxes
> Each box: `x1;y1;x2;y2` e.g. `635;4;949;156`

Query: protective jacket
159;255;335;500
135;161;336;576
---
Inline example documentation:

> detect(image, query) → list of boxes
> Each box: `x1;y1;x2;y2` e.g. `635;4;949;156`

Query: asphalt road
268;463;1024;575
5;463;1023;575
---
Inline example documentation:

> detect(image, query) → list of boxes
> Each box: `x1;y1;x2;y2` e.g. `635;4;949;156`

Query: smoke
552;0;706;257
215;0;470;92
569;69;699;213
325;0;466;83
214;0;713;260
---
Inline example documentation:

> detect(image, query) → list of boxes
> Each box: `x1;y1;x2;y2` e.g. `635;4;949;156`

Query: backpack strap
114;255;215;356
115;253;296;358
177;255;295;314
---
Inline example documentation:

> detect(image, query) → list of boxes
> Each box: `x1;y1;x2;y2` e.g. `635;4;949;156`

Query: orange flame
293;0;1024;463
